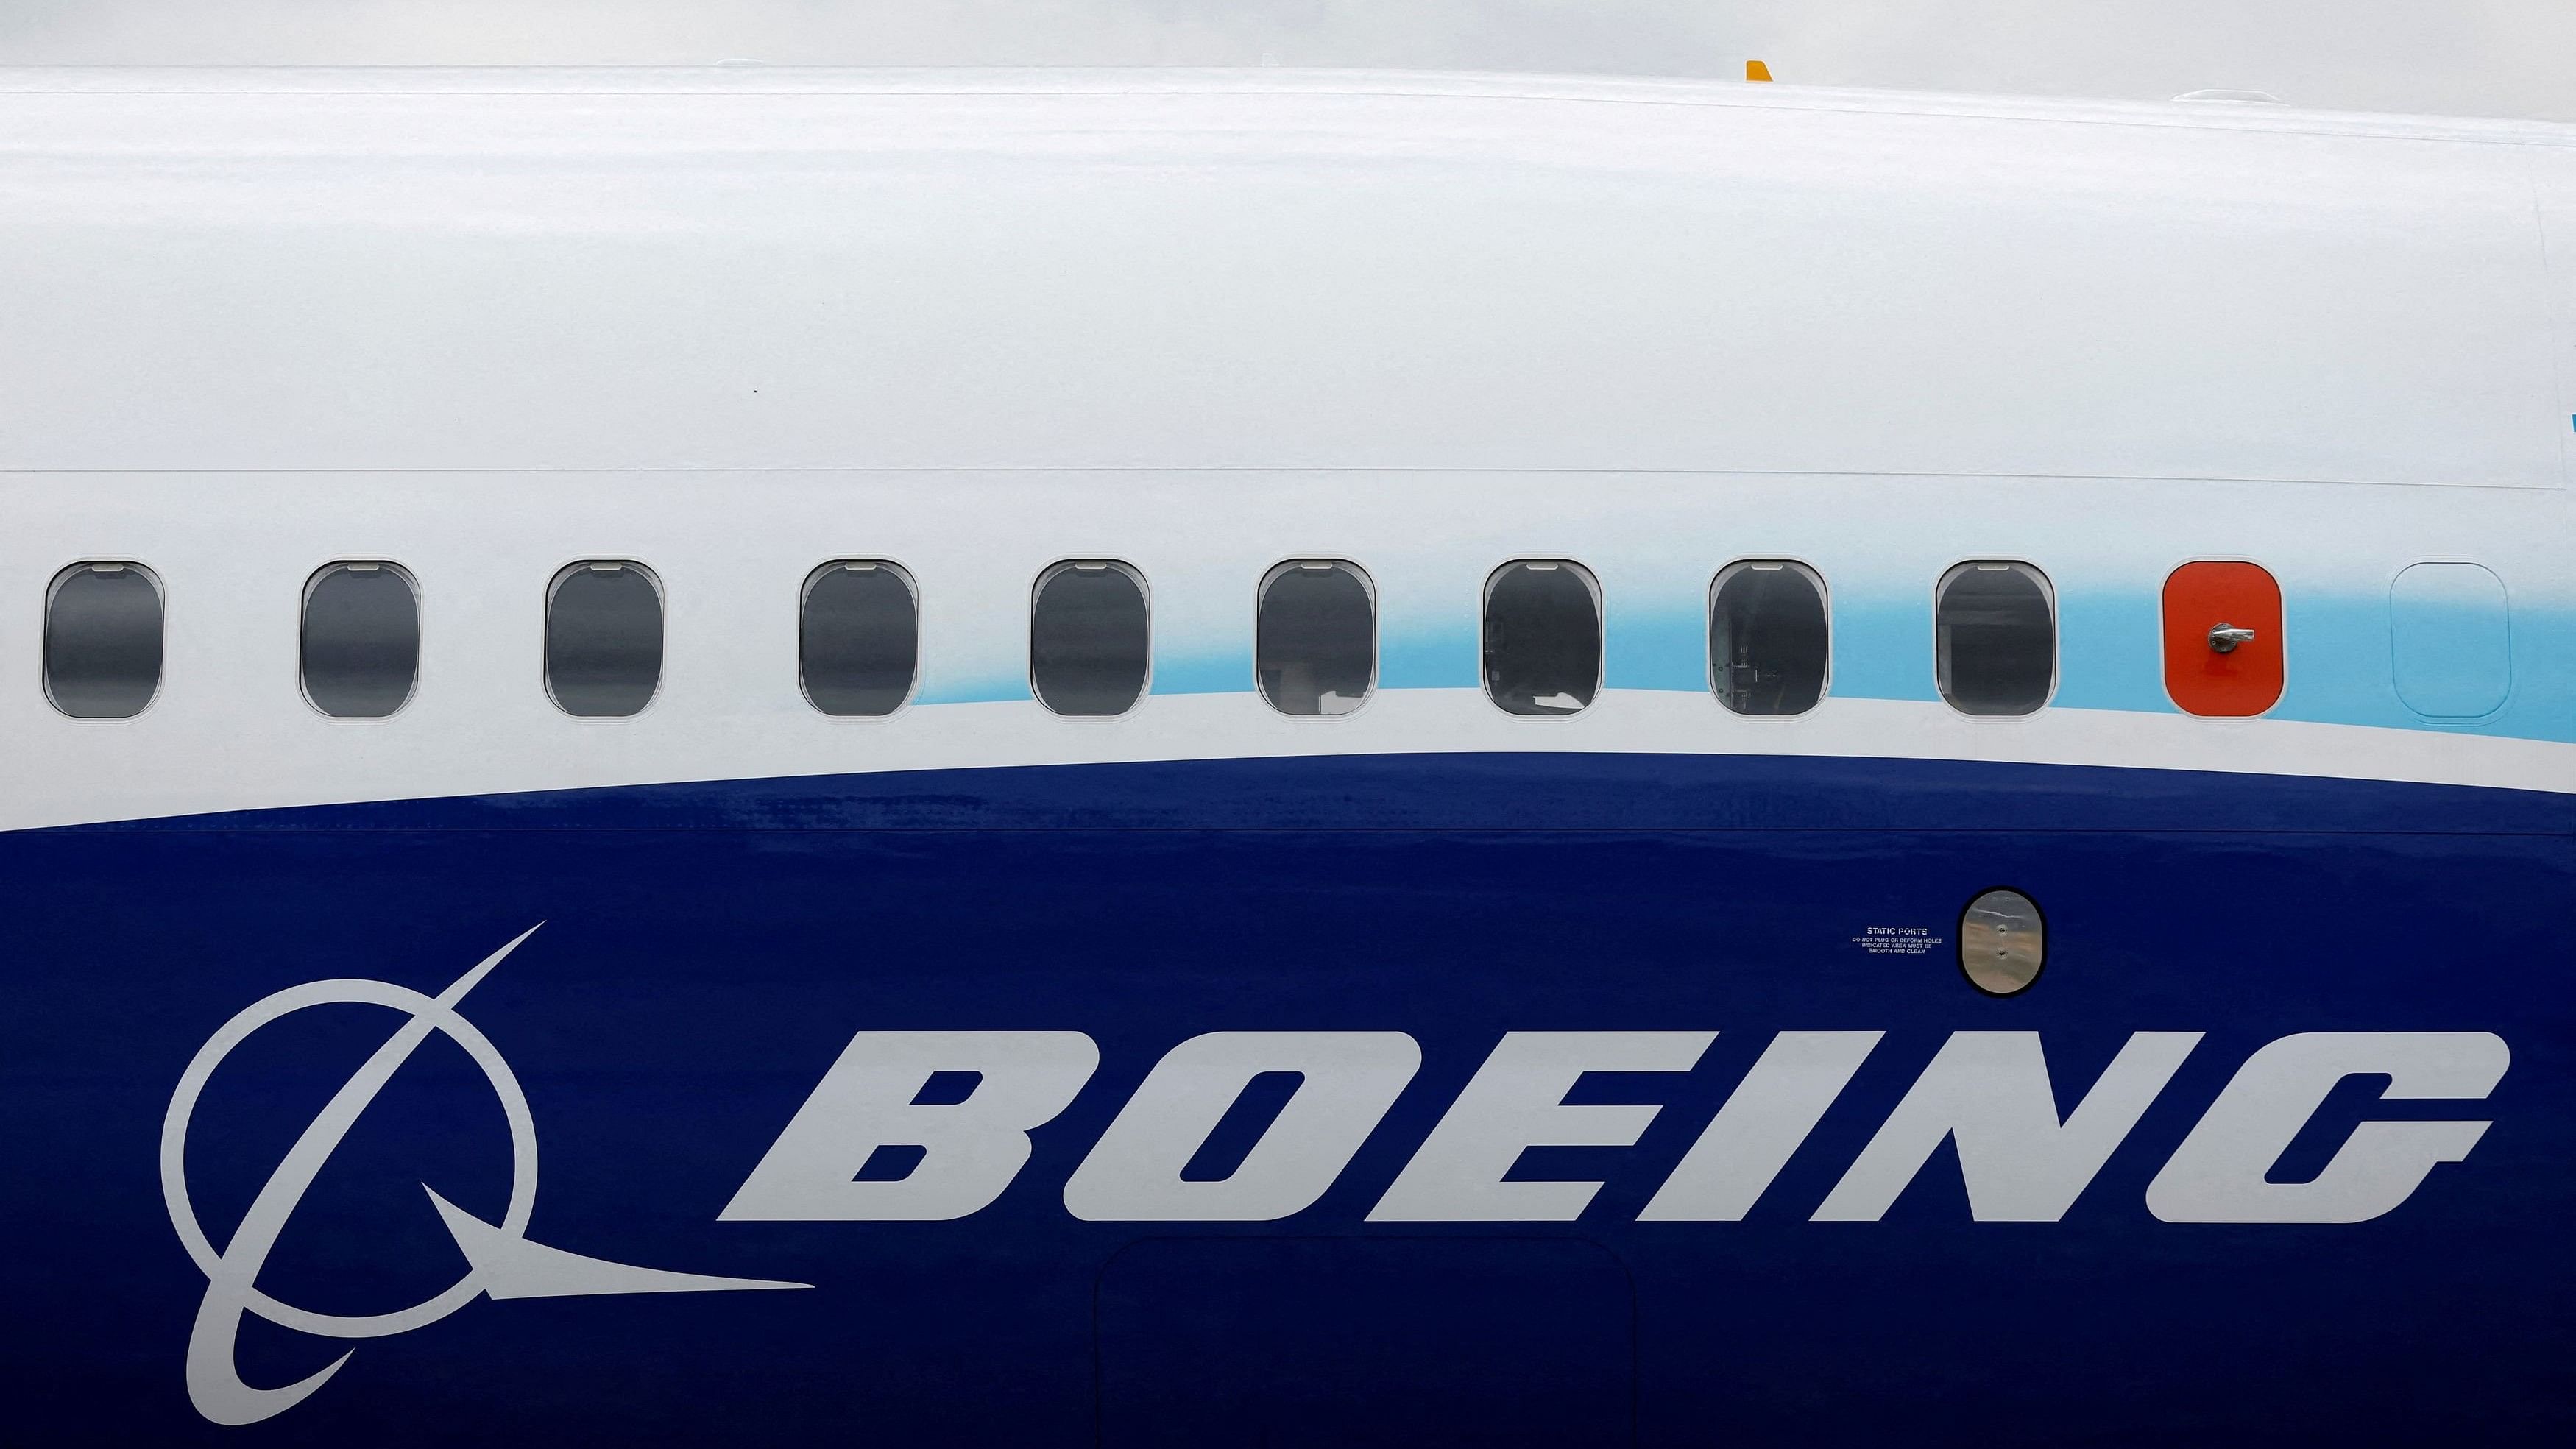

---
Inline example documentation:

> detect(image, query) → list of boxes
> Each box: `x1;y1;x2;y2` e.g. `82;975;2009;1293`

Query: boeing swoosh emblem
159;924;804;1426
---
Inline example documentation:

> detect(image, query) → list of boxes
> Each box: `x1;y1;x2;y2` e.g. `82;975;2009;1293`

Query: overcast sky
4;1;2572;121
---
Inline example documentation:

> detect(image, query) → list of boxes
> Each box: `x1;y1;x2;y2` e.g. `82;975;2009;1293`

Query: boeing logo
722;1025;2507;1228
166;929;2513;1425
160;926;804;1427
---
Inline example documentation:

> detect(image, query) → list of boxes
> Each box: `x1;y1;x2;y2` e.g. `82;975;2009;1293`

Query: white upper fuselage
4;67;2572;481
1;69;2569;826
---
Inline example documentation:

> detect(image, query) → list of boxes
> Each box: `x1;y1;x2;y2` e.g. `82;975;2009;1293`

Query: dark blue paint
63;751;2572;836
2;753;2569;1445
1097;1238;1636;1448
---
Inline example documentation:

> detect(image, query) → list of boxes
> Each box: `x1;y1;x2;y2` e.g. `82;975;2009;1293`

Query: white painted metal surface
0;69;2566;483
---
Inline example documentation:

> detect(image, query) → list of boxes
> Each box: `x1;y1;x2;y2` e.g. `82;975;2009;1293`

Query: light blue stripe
931;593;2576;745
1154;652;1247;697
1604;606;1704;692
1379;622;1478;690
2053;592;2174;715
913;673;1030;706
1827;596;1937;704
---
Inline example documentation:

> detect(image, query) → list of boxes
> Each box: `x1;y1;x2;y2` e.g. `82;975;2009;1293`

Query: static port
1959;888;2045;996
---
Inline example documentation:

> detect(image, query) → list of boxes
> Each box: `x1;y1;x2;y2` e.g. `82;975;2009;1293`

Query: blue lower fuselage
9;752;2569;1445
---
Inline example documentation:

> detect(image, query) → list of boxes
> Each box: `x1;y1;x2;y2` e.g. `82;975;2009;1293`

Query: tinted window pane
1257;560;1374;716
1936;561;2055;716
546;561;663;718
46;562;163;719
802;561;919;717
1710;561;1828;716
302;562;420;718
1483;561;1600;716
1031;561;1148;717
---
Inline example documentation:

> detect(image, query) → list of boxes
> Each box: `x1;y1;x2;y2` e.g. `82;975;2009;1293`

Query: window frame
1253;557;1379;720
1705;557;1831;719
797;557;921;720
543;558;667;721
1028;558;1153;720
1931;558;2059;719
298;559;422;721
43;559;166;723
1479;558;1605;719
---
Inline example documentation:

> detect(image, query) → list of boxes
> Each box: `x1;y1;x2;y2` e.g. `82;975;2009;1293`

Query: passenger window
1935;561;2054;716
1709;560;1828;716
801;561;918;717
302;561;420;718
1256;560;1375;716
1482;561;1602;716
2162;561;2282;717
545;561;663;718
45;561;163;720
1030;561;1149;717
2390;562;2510;718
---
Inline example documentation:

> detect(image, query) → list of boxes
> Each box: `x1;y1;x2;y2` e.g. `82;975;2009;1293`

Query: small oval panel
1958;888;2045;996
2162;561;2283;717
